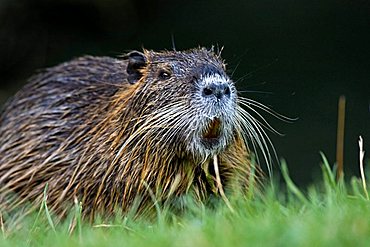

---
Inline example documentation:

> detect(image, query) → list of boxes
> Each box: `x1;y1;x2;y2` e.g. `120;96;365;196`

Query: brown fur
0;48;257;221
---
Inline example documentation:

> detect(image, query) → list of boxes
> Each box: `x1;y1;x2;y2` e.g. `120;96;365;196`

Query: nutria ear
126;51;147;84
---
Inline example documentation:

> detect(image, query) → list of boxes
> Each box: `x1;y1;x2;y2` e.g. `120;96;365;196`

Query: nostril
201;82;231;99
223;85;231;96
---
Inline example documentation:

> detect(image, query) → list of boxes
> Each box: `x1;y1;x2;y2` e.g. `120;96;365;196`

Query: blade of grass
320;152;336;190
142;181;162;224
42;184;56;233
247;155;257;200
280;160;308;204
0;212;4;238
213;155;234;213
69;197;83;239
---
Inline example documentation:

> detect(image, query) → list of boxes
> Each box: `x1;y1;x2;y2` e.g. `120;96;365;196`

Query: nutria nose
202;82;231;100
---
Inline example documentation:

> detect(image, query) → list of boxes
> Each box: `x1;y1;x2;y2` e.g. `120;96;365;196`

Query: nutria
0;47;271;221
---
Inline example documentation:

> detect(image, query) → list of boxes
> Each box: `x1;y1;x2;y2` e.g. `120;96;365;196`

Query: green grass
1;156;370;247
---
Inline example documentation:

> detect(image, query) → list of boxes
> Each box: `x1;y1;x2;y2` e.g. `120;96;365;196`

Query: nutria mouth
202;117;222;142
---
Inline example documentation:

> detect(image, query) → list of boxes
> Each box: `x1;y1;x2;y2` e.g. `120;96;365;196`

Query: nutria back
0;48;261;220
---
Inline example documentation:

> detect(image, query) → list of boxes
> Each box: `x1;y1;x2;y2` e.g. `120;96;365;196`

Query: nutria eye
203;88;213;96
158;70;171;80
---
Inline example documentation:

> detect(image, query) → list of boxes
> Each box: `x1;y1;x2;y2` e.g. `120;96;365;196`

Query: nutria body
0;48;262;220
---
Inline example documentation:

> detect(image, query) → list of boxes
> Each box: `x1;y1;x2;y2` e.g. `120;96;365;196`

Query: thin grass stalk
336;95;346;179
213;155;234;213
359;136;368;200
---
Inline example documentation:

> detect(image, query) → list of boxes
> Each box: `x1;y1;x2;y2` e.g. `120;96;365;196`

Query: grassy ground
1;156;370;247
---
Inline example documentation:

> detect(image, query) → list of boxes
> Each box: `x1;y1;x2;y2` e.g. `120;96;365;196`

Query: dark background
0;0;369;186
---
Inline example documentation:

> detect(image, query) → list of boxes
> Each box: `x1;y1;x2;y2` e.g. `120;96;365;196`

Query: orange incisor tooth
203;118;221;139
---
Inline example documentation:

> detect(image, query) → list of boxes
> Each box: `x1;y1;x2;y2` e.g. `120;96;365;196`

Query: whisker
236;106;278;176
238;102;283;136
238;97;296;122
237;90;274;95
